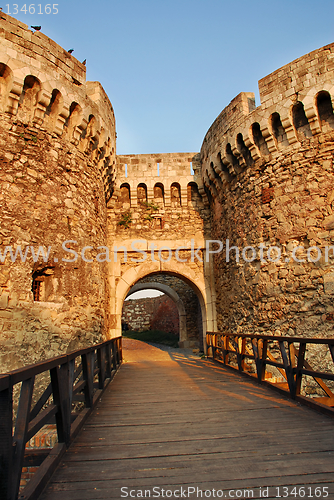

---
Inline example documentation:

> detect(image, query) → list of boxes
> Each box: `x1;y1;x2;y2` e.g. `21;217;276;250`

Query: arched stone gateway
112;257;216;351
107;152;216;351
1;11;334;372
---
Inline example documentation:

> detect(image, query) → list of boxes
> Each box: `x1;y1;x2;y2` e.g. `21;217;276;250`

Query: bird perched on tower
68;49;74;54
31;25;41;31
82;59;86;65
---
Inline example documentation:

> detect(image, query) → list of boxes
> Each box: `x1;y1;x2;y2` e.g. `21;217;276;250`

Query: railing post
105;343;112;379
97;346;106;389
237;337;247;372
11;377;35;500
295;342;306;397
51;364;71;447
82;351;94;408
118;337;123;363
112;341;117;371
251;338;260;380
260;339;268;381
279;341;296;397
0;377;13;500
329;344;334;364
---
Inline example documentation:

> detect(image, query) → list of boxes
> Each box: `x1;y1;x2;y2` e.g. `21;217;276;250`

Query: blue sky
8;0;334;155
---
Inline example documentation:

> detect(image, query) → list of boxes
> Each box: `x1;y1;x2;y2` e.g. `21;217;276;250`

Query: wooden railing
0;337;122;500
206;332;334;415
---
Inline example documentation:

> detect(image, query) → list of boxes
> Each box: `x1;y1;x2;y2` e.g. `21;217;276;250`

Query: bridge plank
40;341;334;499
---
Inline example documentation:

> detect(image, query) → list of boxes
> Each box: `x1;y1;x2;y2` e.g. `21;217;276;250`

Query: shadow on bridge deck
40;338;334;499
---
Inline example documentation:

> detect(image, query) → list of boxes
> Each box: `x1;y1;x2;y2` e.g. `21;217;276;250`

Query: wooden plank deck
39;339;334;500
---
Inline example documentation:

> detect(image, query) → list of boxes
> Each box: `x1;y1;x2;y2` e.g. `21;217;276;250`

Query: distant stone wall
109;153;209;240
137;275;203;347
122;295;178;333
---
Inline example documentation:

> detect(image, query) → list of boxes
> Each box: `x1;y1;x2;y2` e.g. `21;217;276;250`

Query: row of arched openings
0;69;109;151
214;91;334;180
119;182;200;207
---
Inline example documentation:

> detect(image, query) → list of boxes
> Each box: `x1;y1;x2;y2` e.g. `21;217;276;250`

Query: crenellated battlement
113;153;202;209
201;43;334;198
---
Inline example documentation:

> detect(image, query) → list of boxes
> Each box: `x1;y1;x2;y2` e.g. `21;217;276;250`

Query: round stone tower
200;43;334;339
0;13;116;371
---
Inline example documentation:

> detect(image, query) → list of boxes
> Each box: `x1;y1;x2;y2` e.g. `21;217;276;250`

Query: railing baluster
295;342;306;397
97;346;106;389
329;344;334;364
260;339;268;381
106;343;112;379
279;341;295;397
0;378;12;500
68;359;75;411
251;338;260;381
118;337;123;363
50;364;71;447
82;351;94;407
112;341;117;371
11;377;35;500
223;334;229;364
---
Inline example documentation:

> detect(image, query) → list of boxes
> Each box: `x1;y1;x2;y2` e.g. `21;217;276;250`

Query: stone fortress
0;11;334;372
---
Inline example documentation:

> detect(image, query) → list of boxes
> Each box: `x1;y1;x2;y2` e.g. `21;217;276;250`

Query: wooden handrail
206;332;334;416
0;337;122;500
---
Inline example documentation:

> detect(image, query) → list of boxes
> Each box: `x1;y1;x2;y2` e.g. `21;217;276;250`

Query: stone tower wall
201;43;334;338
0;13;116;371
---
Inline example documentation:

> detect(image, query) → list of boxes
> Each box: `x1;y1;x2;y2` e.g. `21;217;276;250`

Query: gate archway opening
117;270;206;350
124;282;188;345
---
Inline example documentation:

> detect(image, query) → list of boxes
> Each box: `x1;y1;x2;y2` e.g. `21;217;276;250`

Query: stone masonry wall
122;294;179;334
137;275;202;346
201;43;334;341
109;153;209;241
0;13;116;372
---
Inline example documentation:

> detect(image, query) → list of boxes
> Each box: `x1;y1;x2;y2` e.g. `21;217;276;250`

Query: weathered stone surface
200;42;334;339
0;13;116;372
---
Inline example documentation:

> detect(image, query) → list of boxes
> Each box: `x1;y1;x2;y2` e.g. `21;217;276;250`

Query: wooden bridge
1;334;334;500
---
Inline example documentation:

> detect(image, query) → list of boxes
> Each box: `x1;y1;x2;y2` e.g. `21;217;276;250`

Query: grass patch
122;329;179;348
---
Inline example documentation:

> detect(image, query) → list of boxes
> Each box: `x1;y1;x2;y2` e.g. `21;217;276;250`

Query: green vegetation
122;329;179;348
140;200;160;221
117;210;132;228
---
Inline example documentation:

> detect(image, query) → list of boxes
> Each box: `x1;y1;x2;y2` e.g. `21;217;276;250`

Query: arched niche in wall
120;183;131;206
316;90;334;131
270;112;288;147
217;152;231;183
171;182;181;207
44;88;63;128
0;63;13;112
64;101;82;138
292;101;312;140
81;114;99;152
251;122;269;156
154;182;165;207
225;143;241;174
17;75;41;123
187;182;201;206
137;183;147;204
236;133;253;166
